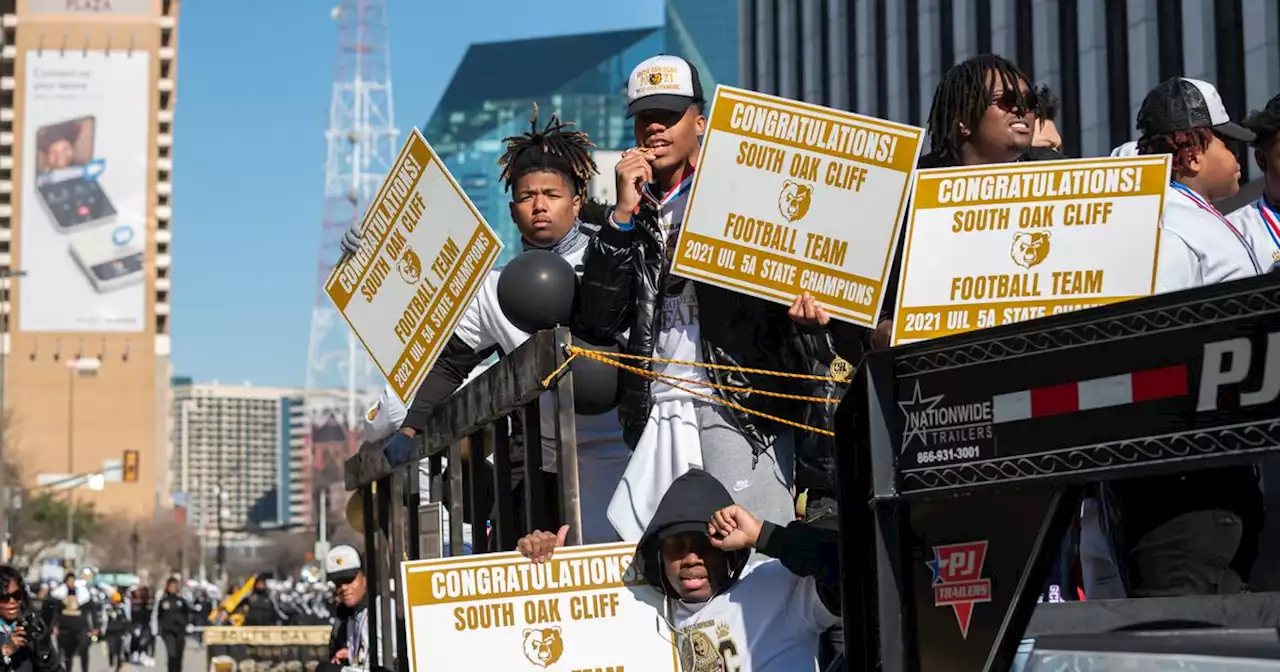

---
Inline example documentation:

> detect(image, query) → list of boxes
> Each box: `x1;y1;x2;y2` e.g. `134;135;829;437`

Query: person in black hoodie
517;469;839;671
872;54;1065;349
0;566;60;672
103;591;128;672
51;578;92;672
155;578;190;672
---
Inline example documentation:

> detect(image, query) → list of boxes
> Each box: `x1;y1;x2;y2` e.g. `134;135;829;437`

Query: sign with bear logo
891;155;1171;346
326;128;503;403
400;542;678;672
670;85;925;328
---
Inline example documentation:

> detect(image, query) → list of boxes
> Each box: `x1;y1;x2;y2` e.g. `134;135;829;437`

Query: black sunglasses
0;591;22;603
992;88;1039;115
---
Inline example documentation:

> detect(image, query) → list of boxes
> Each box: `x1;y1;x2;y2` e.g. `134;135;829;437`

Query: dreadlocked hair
498;103;598;194
926;54;1033;158
1136;128;1214;176
1243;104;1280;150
1035;84;1059;123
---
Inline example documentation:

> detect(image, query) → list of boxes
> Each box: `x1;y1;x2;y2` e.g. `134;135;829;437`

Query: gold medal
829;355;853;383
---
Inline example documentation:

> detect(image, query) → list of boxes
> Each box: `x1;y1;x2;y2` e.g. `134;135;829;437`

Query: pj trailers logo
928;541;991;639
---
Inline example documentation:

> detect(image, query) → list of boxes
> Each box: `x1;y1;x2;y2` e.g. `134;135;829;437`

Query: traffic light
122;450;139;483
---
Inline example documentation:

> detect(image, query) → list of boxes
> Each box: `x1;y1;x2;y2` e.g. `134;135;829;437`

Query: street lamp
129;525;139;574
64;355;101;564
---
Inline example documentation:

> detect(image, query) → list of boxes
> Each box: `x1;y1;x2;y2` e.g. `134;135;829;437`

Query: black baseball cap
626;54;705;118
1136;77;1255;142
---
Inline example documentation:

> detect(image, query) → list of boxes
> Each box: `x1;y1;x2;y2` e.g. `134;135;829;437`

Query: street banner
891;155;1171;346
326;128;503;403
205;626;331;672
400;543;678;672
671;85;925;327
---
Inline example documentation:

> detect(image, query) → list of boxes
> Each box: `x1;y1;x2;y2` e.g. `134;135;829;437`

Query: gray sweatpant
695;401;796;529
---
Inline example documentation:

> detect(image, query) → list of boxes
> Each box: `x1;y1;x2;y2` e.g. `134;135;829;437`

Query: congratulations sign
400;543;678;672
891;155;1170;346
326;129;502;403
671;86;925;327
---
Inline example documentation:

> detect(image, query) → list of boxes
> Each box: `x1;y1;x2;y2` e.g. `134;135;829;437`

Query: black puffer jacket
574;195;821;461
793;321;868;498
0;614;61;672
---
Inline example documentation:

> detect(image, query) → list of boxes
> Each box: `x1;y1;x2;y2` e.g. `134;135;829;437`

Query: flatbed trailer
837;272;1280;670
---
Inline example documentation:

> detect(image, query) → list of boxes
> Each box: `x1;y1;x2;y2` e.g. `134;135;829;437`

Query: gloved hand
382;432;416;468
340;224;362;259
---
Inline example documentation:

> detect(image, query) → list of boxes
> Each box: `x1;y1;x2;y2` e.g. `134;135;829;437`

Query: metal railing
342;327;583;672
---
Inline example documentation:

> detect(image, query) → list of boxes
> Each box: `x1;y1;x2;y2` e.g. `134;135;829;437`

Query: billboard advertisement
19;51;151;332
24;0;154;15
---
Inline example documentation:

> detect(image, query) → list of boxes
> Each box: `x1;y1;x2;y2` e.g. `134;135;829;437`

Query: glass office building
664;0;742;90
424;28;663;261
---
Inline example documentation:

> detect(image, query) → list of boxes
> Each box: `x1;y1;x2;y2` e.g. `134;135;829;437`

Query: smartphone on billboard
34;116;118;235
68;220;144;294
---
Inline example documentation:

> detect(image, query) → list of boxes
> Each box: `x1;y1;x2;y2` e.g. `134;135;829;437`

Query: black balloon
496;250;577;333
570;336;622;416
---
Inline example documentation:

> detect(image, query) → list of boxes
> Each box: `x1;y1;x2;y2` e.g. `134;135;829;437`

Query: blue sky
171;0;662;387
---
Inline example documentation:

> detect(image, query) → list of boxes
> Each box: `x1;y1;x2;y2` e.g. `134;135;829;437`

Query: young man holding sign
1107;77;1264;597
873;54;1064;349
517;469;839;672
574;55;831;541
345;108;630;545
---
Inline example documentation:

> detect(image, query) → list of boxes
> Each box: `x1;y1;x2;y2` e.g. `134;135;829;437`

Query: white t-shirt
1227;197;1280;273
670;560;839;672
1155;183;1261;293
647;180;713;402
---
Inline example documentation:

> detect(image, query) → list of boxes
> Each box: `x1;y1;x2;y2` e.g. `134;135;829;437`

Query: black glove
383;432;415;468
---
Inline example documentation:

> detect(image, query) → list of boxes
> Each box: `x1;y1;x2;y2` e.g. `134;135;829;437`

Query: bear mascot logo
1010;231;1051;269
521;627;564;668
777;180;814;223
397;247;422;285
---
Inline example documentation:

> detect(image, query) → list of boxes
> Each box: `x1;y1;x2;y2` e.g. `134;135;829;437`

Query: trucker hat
325;544;363;582
627;54;705;118
1137;77;1255;142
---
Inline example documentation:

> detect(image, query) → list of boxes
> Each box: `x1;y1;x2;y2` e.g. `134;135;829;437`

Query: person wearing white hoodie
1227;93;1280;272
342;106;629;545
1109;77;1264;597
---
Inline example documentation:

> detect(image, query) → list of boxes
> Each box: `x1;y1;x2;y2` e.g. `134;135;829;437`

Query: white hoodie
1155;183;1262;292
1227;197;1280;273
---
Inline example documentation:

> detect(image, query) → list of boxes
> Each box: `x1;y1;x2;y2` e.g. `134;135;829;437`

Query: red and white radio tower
303;0;399;520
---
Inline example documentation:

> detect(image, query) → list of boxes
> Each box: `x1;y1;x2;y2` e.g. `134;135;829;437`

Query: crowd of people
334;41;1280;671
0;566;346;672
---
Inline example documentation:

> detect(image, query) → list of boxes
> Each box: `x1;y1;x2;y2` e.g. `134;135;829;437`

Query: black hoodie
634;470;842;671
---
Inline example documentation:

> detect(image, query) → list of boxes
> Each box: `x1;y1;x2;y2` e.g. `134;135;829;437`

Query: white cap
626;54;704;118
325;544;362;580
363;384;407;444
1110;140;1139;158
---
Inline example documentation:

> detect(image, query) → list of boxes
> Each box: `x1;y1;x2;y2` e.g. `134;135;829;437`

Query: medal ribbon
642;164;697;211
1171;182;1262;274
1257;198;1280;252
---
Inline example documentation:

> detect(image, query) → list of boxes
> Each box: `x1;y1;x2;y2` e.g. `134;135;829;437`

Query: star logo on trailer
927;540;991;639
897;381;944;449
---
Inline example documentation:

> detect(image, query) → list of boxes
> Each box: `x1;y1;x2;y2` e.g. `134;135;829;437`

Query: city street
83;637;206;672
